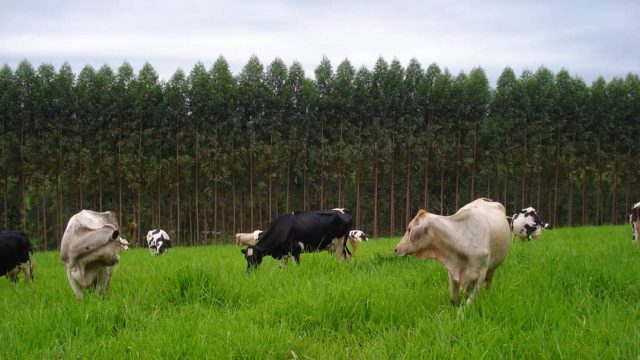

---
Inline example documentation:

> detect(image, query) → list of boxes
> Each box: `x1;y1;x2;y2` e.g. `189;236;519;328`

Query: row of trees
1;57;639;250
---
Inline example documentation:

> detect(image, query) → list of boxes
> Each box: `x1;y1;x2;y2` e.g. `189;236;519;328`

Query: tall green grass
1;226;638;359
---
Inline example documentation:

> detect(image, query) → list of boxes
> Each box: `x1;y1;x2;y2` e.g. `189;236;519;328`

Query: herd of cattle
2;200;639;304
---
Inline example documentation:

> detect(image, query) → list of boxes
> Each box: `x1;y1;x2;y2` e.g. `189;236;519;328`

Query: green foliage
0;58;638;248
1;226;639;358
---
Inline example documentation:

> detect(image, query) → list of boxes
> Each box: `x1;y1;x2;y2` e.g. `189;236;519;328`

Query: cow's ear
112;230;119;240
241;248;247;255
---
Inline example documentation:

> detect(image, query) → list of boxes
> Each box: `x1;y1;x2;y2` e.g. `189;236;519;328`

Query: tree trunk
176;132;180;246
389;145;395;236
423;142;431;211
455;129;460;210
373;144;379;238
195;131;200;245
470;126;478;200
405;144;411;228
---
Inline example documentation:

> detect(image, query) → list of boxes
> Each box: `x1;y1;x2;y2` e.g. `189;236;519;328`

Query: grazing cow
395;198;510;305
0;232;34;283
60;210;129;299
511;207;551;241
146;229;171;255
326;229;369;254
241;209;353;270
235;230;263;247
631;202;640;243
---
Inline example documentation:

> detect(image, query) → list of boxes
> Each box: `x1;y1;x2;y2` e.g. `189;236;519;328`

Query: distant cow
326;230;369;254
60;210;129;299
0;232;34;283
511;207;551;241
395;198;510;305
235;230;263;246
241;209;353;270
146;229;171;255
631;202;640;243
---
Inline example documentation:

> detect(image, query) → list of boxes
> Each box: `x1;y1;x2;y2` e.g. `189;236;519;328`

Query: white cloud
0;0;638;84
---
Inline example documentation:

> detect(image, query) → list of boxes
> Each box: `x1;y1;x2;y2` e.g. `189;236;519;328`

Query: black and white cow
0;231;34;283
630;202;640;243
511;207;551;241
146;229;172;255
241;209;353;270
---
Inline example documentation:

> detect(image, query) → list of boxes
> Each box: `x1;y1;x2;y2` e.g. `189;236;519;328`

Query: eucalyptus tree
263;58;288;221
32;63;57;246
130;63;162;245
285;61;316;212
604;77;631;224
13;60;37;231
188;62;214;245
333;59;356;209
525;67;556;218
401;58;424;226
429;68;454;214
588;77;609;224
313;56;334;209
464;67;491;201
489;67;520;208
208;56;236;241
553;70;587;226
163;69;189;244
50;63;75;244
113;62;136;228
352;66;373;229
0;65;17;229
419;63;442;211
237;55;267;229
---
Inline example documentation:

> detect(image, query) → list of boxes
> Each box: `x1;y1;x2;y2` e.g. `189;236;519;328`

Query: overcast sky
1;0;638;86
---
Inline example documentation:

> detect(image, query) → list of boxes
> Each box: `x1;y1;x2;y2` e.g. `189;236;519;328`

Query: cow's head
241;246;264;271
395;210;431;257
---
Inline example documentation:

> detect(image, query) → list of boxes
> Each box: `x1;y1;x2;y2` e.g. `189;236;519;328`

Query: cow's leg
7;267;19;283
97;267;113;297
484;270;494;289
66;269;84;299
19;261;32;283
348;236;358;254
448;271;460;305
466;271;487;305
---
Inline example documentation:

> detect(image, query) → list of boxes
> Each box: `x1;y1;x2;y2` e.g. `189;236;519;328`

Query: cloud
0;0;638;84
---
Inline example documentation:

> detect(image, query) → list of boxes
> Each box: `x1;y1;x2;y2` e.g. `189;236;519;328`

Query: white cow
235;230;263;246
60;210;129;299
511;207;551;241
326;229;369;254
395;198;510;305
146;229;172;255
631;202;640;243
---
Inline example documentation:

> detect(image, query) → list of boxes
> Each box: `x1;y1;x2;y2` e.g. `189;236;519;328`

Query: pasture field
1;226;639;359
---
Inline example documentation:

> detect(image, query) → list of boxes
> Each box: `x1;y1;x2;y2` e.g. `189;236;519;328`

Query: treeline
1;56;639;250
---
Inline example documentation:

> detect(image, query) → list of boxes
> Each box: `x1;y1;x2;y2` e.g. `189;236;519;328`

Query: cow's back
60;210;119;264
0;232;32;275
477;201;510;270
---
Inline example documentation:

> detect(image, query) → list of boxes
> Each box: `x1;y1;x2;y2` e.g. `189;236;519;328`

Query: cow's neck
420;231;467;282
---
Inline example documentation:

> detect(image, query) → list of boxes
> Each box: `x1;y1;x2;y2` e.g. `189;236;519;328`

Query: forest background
1;56;638;249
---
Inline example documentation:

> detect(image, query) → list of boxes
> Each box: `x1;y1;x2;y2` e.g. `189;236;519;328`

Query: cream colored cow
395;198;510;305
60;210;129;299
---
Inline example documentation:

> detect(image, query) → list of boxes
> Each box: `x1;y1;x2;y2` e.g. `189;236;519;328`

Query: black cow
241;209;353;270
0;231;34;282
